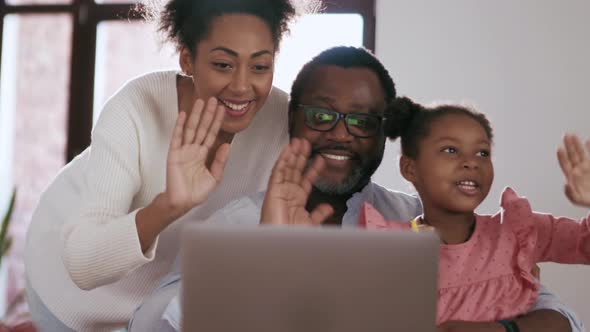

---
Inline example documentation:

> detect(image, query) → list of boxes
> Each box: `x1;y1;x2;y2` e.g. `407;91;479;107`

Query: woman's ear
179;47;194;76
399;155;417;183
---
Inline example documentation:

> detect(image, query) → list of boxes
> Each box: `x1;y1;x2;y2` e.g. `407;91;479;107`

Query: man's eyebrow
348;103;384;114
305;96;384;113
210;47;272;58
310;95;334;103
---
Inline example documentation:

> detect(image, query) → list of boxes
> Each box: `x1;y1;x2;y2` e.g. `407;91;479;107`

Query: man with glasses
264;48;418;227
130;46;583;332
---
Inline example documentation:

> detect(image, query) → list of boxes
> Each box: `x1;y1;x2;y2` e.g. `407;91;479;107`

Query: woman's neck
177;74;195;114
421;209;476;245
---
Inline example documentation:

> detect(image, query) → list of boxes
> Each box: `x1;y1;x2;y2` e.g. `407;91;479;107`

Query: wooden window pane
5;0;71;6
0;13;72;315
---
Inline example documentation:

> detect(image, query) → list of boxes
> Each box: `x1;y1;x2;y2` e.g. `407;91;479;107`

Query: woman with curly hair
24;0;319;330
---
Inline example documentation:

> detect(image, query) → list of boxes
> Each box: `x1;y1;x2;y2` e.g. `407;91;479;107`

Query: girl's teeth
321;153;351;161
457;180;479;192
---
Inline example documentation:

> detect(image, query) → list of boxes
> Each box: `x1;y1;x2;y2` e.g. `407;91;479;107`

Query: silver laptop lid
182;224;439;332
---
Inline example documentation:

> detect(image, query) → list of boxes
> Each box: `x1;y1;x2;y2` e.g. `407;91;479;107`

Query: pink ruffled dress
359;187;590;325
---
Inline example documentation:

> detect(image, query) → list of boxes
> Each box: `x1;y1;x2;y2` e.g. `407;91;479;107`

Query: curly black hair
142;0;321;55
385;97;494;159
288;46;397;113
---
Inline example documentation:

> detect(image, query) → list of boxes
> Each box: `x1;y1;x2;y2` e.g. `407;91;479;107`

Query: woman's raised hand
165;97;230;216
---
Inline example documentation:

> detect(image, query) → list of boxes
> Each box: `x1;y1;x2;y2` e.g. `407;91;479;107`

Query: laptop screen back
182;225;439;332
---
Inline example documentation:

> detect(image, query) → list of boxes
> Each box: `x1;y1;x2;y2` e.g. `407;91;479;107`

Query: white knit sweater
24;71;289;331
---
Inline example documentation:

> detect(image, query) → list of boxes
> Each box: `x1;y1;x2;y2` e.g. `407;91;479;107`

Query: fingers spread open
183;99;205;145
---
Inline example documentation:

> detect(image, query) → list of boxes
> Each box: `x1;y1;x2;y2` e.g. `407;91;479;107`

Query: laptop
181;224;439;332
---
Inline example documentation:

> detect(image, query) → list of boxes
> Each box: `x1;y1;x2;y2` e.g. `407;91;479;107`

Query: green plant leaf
0;188;17;258
2;236;12;256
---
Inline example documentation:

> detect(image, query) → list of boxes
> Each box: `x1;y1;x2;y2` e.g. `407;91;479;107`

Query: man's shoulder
369;182;422;220
371;182;420;203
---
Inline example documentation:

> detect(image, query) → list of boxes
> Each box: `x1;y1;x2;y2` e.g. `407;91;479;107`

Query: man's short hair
288;46;397;113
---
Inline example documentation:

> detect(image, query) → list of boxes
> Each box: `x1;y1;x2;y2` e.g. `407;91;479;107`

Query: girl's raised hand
557;134;590;208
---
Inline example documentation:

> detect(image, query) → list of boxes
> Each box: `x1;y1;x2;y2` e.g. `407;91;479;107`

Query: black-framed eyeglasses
296;104;385;138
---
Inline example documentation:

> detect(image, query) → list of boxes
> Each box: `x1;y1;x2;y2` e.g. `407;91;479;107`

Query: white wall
375;0;590;326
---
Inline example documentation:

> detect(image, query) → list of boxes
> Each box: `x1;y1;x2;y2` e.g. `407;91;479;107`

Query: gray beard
306;159;367;196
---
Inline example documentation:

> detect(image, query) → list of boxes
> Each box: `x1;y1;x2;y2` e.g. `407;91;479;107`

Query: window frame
0;0;375;162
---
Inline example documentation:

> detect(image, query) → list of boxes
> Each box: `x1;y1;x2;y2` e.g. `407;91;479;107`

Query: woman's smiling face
183;13;276;134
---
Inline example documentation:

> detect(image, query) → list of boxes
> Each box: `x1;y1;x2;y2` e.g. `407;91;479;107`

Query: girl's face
182;13;275;134
406;113;494;215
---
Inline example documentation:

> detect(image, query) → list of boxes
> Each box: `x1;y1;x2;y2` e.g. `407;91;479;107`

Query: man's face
290;65;387;195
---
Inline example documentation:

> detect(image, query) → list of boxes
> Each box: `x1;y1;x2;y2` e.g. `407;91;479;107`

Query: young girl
359;97;590;326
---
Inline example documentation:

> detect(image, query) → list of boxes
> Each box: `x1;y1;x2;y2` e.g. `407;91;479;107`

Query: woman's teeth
220;99;249;111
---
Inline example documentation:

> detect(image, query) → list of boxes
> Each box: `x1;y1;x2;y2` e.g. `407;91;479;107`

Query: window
274;13;364;92
0;0;375;161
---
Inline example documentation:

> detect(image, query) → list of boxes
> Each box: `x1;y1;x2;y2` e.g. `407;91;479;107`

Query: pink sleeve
358;202;410;230
500;187;590;264
531;212;590;264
